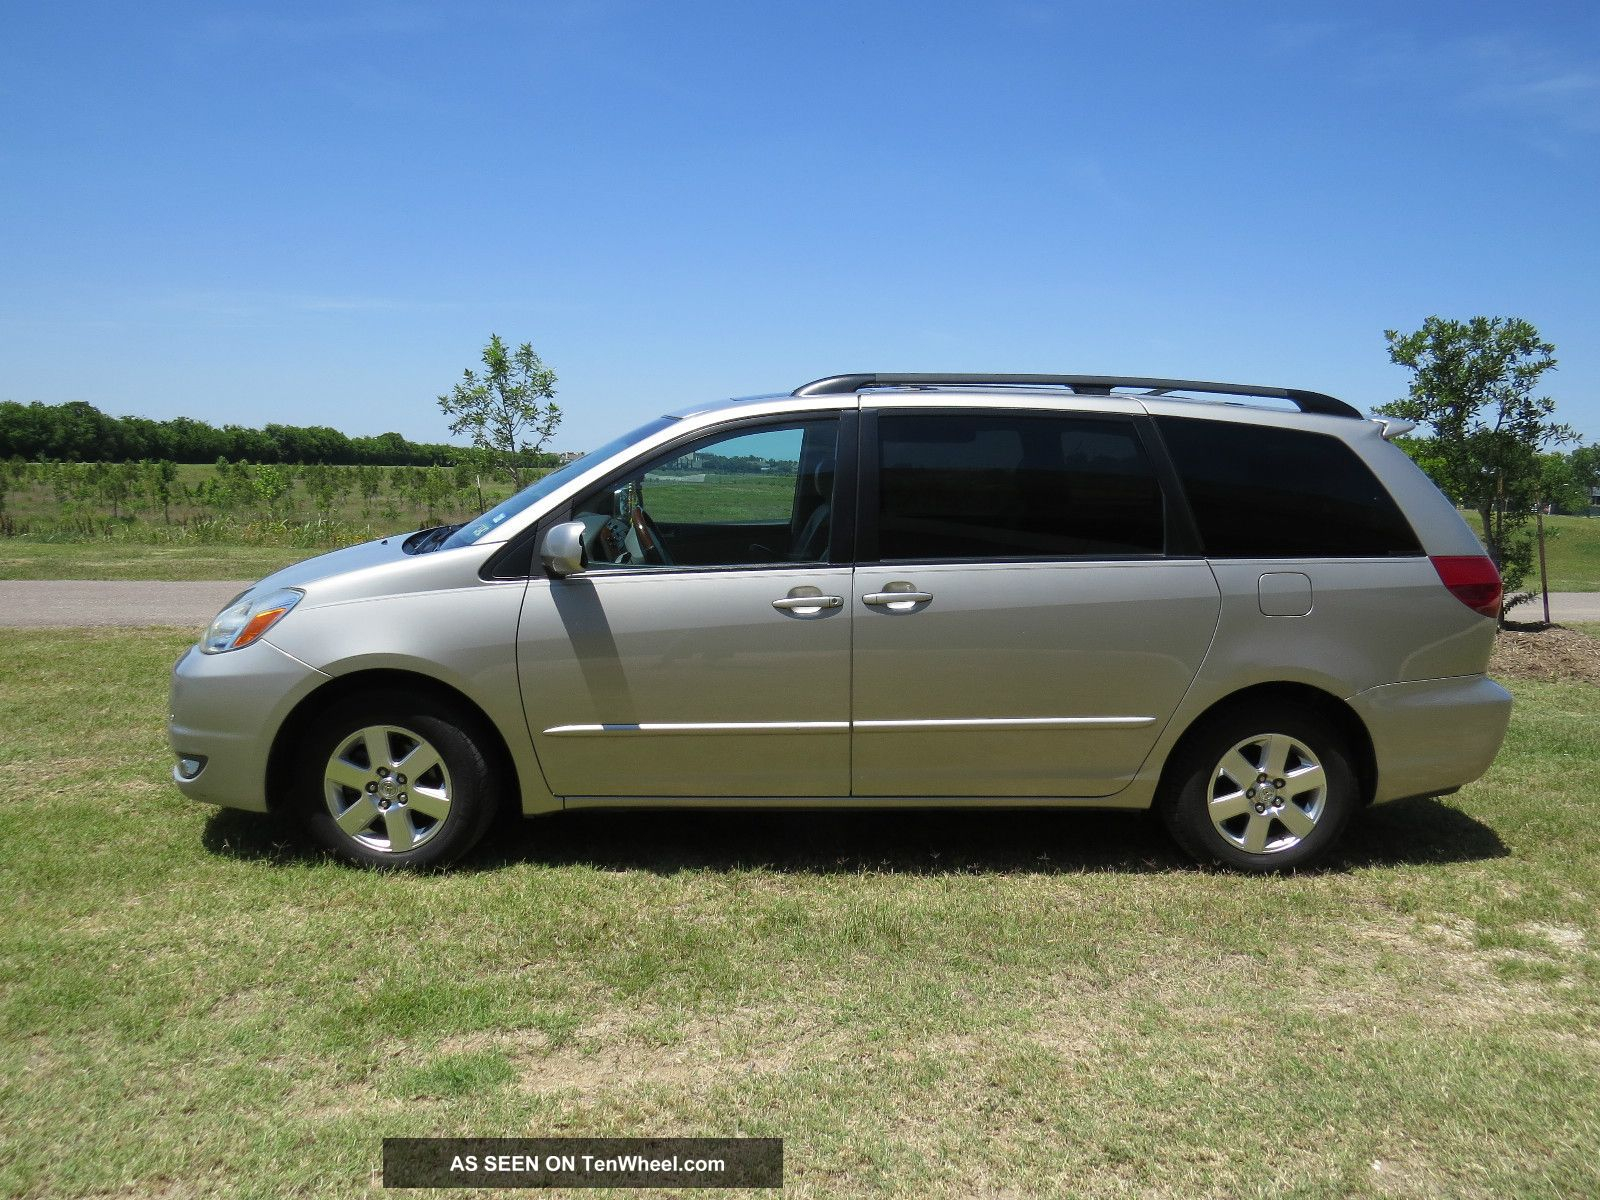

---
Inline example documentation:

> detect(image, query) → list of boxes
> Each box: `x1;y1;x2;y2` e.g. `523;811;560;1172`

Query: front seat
789;456;834;561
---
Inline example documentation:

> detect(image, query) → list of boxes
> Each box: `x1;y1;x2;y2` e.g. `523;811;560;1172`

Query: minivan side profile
169;374;1512;872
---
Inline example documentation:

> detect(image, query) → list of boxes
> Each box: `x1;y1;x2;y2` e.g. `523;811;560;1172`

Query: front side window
573;419;839;569
872;413;1165;561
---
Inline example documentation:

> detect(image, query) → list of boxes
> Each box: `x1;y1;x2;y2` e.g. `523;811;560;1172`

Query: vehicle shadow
202;795;1507;876
1333;795;1510;869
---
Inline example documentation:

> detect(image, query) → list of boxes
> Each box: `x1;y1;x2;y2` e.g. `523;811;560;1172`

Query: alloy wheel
1206;731;1328;855
323;724;454;854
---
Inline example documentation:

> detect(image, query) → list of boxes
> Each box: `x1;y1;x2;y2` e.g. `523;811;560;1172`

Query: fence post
1537;507;1551;627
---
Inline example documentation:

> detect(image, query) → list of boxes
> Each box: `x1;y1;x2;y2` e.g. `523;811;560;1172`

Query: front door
850;408;1220;797
518;415;854;798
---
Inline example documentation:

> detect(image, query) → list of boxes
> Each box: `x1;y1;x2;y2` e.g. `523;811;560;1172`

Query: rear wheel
297;691;502;869
1159;705;1358;873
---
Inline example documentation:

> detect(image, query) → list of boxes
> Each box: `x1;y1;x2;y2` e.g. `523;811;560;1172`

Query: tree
436;334;561;489
1388;434;1447;485
147;460;179;524
48;461;96;533
418;466;457;526
300;463;346;521
252;463;293;519
55;401;119;459
92;460;140;521
354;465;384;519
1570;445;1600;511
1536;453;1587;515
0;457;31;534
1378;316;1575;615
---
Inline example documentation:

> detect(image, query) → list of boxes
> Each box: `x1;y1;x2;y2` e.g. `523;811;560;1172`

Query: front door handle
772;587;843;613
862;586;934;609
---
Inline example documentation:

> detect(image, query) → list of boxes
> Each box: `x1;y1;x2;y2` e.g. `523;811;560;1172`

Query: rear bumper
1348;674;1512;804
167;640;329;812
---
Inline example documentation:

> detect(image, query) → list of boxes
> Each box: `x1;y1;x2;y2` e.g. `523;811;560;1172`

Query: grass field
3;629;1598;1198
1463;511;1600;592
640;473;798;523
1531;514;1600;591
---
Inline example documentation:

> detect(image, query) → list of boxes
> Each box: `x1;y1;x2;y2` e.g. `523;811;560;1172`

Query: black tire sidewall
1161;705;1357;873
297;691;499;869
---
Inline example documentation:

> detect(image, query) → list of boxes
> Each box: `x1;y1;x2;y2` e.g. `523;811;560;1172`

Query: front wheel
297;691;502;869
1159;705;1359;873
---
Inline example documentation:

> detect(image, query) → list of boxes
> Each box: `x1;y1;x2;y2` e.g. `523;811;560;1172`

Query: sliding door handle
862;589;934;608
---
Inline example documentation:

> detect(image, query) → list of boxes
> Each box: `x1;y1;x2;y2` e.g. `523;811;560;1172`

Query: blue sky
3;1;1597;452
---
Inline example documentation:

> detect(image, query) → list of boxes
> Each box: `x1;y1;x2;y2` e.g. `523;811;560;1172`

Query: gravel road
0;580;252;628
1510;592;1600;623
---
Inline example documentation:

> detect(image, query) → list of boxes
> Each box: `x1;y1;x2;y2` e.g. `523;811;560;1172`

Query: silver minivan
169;374;1512;872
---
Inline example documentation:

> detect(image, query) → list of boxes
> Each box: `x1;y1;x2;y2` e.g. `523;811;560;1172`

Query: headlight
201;587;303;654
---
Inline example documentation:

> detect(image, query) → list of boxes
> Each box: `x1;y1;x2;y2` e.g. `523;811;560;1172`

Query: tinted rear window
875;413;1164;560
1156;417;1422;558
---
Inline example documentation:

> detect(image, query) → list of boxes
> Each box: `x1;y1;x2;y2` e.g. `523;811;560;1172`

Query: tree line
0;399;561;468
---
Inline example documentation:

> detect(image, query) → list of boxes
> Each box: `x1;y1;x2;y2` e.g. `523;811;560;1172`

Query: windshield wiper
403;524;463;554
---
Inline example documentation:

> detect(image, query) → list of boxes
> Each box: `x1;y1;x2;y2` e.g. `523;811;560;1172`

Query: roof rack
790;373;1364;420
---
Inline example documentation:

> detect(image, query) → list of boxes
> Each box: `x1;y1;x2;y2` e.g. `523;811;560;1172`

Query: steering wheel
630;506;673;565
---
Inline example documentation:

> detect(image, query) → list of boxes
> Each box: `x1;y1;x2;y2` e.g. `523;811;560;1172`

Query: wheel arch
1156;681;1377;805
264;668;523;815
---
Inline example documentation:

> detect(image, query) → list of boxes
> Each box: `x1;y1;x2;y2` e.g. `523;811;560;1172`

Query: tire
297;689;503;869
1158;704;1358;873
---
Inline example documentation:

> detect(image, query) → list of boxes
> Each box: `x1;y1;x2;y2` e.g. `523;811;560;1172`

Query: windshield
441;416;678;549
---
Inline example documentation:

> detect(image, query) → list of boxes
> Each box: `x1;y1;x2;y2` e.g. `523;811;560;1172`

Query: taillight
1431;555;1502;619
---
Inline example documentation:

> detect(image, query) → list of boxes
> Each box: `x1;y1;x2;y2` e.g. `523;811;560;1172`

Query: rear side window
1156;417;1422;558
873;413;1164;560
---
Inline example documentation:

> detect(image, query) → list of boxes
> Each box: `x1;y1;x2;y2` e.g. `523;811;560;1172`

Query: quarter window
873;414;1165;561
1156;417;1422;558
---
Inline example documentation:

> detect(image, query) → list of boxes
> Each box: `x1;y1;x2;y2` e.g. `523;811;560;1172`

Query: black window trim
857;406;1199;567
485;410;859;580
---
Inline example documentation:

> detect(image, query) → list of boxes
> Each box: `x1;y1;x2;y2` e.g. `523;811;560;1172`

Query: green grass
0;540;313;581
3;629;1599;1197
640;473;798;523
1463;511;1600;591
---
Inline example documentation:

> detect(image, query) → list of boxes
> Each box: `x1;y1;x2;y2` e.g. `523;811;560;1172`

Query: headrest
812;456;835;496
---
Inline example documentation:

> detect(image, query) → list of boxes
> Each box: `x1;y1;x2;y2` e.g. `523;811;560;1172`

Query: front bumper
167;639;329;812
1348;674;1513;804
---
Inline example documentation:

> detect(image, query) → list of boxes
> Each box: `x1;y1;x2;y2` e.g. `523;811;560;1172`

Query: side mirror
539;520;587;578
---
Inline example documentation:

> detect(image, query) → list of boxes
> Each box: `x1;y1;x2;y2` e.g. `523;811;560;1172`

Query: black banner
383;1137;783;1189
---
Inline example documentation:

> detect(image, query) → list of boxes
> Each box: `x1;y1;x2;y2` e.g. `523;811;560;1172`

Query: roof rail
790;373;1364;419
